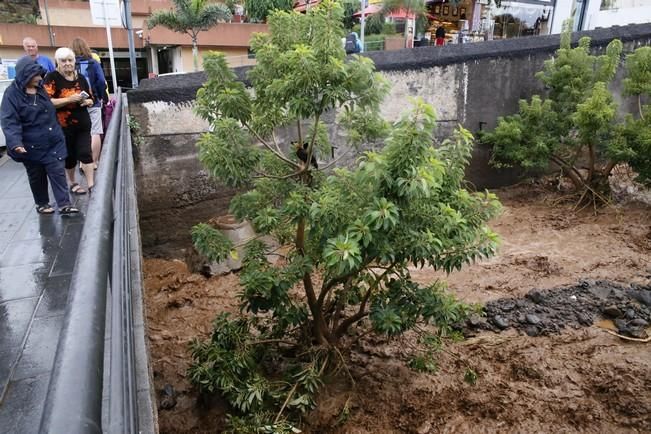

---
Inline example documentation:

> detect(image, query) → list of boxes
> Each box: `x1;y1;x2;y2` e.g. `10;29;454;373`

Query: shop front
425;0;555;45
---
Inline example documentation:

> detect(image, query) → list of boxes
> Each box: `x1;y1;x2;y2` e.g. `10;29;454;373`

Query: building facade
0;0;266;88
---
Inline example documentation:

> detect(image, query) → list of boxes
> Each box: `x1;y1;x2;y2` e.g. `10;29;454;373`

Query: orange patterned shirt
43;71;92;130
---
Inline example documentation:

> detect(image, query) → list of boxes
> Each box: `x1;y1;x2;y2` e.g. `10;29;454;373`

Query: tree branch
243;121;299;168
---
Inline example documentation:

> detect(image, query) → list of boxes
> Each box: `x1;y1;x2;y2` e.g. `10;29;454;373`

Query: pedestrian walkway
0;155;88;433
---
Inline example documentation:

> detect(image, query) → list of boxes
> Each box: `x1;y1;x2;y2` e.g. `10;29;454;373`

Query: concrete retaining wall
128;23;651;249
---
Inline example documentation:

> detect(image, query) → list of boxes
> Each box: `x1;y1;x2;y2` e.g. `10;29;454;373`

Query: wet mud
143;182;651;434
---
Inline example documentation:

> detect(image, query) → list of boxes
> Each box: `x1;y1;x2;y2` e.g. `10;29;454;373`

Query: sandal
60;206;80;215
36;204;55;214
70;183;87;195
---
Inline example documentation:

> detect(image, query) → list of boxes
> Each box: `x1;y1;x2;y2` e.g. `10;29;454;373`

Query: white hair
54;47;75;63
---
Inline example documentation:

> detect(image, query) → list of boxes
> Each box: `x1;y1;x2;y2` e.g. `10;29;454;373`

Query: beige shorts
88;106;103;136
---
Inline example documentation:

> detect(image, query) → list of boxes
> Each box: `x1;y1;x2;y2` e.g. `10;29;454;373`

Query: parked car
0;79;12;150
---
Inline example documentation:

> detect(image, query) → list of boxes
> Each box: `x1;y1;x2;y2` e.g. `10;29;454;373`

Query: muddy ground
143;180;651;433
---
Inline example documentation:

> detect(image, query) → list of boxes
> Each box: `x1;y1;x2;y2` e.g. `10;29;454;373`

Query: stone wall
128;23;651;249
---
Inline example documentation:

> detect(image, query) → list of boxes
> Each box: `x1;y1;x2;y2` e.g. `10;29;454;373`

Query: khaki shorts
88;106;103;136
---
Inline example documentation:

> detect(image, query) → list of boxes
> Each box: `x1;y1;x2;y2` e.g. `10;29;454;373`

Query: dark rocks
628;318;649;328
602;305;623;318
492;315;510;330
525;325;540;337
470;280;651;337
525;314;541;325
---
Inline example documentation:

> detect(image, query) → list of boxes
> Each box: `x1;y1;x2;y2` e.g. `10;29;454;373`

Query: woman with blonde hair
43;47;95;194
71;37;107;168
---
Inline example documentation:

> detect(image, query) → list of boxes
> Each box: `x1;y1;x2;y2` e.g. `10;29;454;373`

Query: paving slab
0;157;90;431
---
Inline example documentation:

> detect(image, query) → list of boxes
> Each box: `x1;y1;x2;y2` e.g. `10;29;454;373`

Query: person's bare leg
91;134;101;168
66;167;76;186
82;162;95;190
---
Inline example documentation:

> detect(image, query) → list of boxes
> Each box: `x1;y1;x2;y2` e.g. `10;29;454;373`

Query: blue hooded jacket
76;56;107;108
0;56;66;163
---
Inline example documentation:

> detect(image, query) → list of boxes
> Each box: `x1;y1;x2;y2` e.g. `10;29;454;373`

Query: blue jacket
0;56;66;163
36;55;55;73
75;56;107;108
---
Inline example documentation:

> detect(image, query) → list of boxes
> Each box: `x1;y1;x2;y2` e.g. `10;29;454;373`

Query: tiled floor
0;156;88;434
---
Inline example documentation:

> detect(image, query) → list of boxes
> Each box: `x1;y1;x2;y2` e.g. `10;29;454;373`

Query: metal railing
39;90;150;434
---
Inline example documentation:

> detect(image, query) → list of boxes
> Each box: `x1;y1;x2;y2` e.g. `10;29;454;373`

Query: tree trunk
191;34;199;72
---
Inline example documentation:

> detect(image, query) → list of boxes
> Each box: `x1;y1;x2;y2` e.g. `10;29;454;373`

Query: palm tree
147;0;232;72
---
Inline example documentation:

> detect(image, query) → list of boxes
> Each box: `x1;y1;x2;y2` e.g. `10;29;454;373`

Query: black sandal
70;183;87;195
60;206;80;215
36;204;55;214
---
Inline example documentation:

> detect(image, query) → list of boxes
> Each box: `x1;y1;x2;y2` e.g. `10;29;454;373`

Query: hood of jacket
14;56;47;90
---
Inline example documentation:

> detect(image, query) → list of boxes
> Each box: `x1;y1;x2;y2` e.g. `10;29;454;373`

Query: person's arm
0;89;25;153
43;74;83;108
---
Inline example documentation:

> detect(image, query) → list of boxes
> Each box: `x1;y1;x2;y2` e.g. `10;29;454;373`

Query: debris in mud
468;280;651;339
160;384;178;410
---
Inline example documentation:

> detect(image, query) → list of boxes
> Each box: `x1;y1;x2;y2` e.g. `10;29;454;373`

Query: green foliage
624;47;651;98
339;0;361;31
245;0;293;23
147;0;231;71
190;0;500;428
485;23;651;197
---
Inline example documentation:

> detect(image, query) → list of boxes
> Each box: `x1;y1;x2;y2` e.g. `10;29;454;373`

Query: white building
552;0;651;33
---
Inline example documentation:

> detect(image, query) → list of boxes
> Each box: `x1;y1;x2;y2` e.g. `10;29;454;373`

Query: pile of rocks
466;280;651;338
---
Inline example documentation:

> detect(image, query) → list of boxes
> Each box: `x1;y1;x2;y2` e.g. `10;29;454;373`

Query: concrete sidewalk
0;155;89;434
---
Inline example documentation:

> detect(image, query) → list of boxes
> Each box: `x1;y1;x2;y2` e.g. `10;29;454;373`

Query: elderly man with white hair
22;37;55;73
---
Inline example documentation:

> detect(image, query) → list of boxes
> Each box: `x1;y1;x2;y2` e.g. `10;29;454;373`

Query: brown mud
143;183;651;434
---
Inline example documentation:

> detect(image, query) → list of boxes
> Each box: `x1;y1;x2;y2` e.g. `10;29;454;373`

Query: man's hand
14;146;27;154
80;98;93;107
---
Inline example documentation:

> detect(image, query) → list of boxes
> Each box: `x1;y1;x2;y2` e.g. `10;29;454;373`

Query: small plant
127;115;144;148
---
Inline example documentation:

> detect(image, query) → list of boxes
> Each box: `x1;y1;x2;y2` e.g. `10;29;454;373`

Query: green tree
147;0;232;71
245;0;293;23
189;1;500;429
484;22;634;204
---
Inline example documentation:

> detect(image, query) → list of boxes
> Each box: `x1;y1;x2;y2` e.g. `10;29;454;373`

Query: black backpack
345;33;358;54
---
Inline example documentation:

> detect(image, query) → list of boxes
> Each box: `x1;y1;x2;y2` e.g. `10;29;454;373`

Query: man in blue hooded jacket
0;56;79;215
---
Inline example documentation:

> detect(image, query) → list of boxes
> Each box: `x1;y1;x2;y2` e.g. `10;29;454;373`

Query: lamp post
360;0;366;53
122;0;139;88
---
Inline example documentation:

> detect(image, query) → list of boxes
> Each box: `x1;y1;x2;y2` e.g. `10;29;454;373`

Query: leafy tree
338;0;360;31
617;46;651;184
245;0;293;23
189;1;500;429
147;0;232;71
483;22;638;204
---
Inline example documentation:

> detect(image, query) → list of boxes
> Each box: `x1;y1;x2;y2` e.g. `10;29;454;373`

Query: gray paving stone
10;213;66;243
0;264;49;303
0;197;36;214
0;373;50;434
34;275;71;318
0;297;38;350
13;315;64;381
49;223;84;277
0;212;28;235
0;239;57;269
